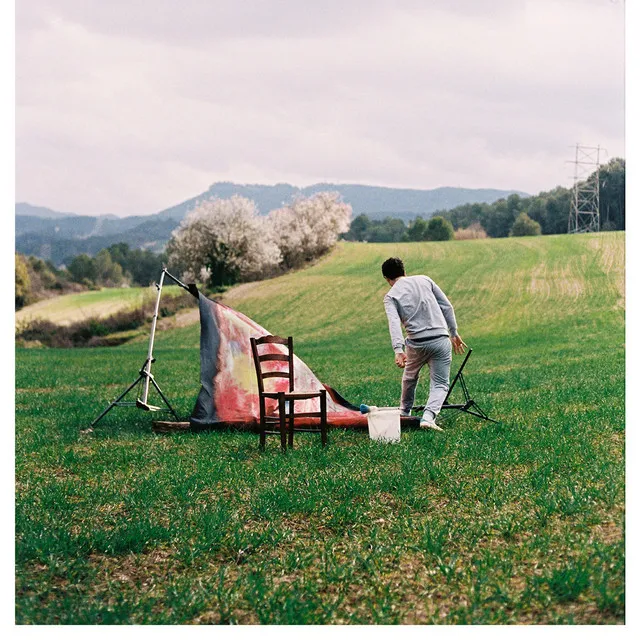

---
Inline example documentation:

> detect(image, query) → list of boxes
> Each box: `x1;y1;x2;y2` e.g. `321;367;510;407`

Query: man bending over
382;257;467;431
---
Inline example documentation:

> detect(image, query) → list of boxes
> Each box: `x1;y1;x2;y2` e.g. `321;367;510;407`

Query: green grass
15;233;624;624
16;284;186;327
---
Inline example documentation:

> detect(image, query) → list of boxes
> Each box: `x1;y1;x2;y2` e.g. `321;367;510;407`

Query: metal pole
595;145;601;232
443;348;472;405
569;143;579;234
141;269;166;405
163;269;189;290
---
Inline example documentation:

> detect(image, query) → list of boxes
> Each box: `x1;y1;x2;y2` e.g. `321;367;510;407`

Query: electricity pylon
568;144;601;234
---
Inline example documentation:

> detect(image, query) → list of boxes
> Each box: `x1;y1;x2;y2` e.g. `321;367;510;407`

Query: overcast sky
16;0;625;216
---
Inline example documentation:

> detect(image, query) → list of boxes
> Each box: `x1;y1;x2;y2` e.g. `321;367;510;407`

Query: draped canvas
190;294;369;429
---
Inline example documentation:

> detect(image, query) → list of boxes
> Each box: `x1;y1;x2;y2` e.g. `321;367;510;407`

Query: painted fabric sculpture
190;294;369;429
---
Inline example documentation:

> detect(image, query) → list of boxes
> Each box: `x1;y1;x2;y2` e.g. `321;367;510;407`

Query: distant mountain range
153;182;527;222
16;182;527;265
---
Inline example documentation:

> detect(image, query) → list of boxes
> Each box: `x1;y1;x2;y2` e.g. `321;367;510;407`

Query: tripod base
413;349;499;425
91;363;179;427
136;399;162;411
437;398;499;424
89;269;197;429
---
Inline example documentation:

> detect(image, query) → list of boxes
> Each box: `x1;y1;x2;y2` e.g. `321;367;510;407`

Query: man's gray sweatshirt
383;275;458;354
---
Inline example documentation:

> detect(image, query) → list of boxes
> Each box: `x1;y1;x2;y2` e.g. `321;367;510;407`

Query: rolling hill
15;232;625;623
16;182;526;264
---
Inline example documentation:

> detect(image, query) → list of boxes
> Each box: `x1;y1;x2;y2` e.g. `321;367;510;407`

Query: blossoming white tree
269;192;352;269
167;195;281;287
168;191;352;288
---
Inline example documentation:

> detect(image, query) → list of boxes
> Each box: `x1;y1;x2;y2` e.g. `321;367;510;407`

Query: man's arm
430;280;459;338
430;279;467;355
383;294;405;354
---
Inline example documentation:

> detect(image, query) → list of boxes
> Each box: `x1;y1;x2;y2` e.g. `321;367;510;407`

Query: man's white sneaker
400;410;411;417
419;419;443;431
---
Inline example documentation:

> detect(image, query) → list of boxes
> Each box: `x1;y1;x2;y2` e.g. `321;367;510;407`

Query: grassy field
15;233;625;624
15;284;186;327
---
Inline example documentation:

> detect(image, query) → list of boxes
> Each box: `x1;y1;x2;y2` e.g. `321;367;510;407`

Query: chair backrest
250;335;294;394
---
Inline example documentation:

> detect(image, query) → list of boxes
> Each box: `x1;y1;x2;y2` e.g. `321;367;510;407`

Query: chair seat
264;411;323;420
260;391;323;400
263;427;323;434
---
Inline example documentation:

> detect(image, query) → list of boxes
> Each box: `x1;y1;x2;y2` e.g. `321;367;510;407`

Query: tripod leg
91;375;143;427
444;349;472;404
463;402;500;424
459;373;472;402
149;377;179;421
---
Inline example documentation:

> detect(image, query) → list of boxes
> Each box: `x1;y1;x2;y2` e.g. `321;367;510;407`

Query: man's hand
451;335;468;356
395;352;407;368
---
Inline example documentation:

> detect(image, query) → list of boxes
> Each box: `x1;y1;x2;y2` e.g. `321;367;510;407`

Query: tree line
16;159;624;308
343;211;541;243
16;191;351;307
65;244;167;288
342;158;624;242
15;245;168;309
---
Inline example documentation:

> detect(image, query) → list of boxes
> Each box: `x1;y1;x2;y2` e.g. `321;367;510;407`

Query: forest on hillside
343;158;625;242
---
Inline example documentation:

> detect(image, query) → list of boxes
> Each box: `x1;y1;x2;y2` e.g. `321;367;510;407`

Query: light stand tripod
413;348;498;424
90;269;196;427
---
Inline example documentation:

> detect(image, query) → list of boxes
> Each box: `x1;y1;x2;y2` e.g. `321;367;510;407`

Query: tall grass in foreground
15;233;624;624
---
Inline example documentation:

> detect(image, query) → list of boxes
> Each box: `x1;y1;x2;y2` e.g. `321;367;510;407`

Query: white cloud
16;0;625;215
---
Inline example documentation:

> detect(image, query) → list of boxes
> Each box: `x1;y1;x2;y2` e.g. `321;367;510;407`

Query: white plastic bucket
367;407;401;443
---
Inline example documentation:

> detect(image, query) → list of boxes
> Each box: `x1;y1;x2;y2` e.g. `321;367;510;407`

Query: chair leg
278;392;287;452
259;416;266;451
320;389;328;447
288;401;295;449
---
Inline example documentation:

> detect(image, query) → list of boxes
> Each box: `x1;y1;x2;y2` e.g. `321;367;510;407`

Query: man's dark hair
381;257;405;280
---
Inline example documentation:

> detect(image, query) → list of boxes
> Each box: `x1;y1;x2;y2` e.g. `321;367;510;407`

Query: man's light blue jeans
400;336;452;421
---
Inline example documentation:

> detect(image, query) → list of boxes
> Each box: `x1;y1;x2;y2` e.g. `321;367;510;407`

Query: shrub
407;217;429;242
15;254;31;309
510;212;542;237
343;213;370;241
94;249;125;287
454;222;488;240
17;254;84;309
106;243;167;286
68;254;99;284
425;216;454;241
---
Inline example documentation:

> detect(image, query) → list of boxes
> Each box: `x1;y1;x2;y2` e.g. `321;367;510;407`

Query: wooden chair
250;335;328;451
